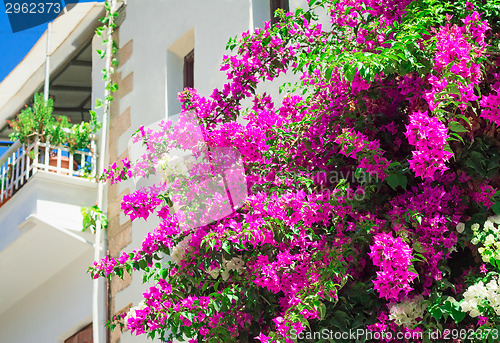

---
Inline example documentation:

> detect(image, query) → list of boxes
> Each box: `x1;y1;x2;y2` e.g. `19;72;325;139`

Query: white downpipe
93;1;116;342
249;0;254;33
43;22;52;102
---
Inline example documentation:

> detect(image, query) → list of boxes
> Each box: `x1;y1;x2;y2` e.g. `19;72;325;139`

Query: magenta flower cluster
121;190;162;222
368;233;417;301
404;111;452;179
425;11;489;111
480;81;500;126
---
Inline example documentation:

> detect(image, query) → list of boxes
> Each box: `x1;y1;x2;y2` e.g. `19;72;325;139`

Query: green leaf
125;263;133;275
325;67;333;81
429;306;442;321
318;302;326;319
222;241;231;254
116;267;124;279
386;174;399;190
456;114;471;127
360;66;370;80
345;64;356;83
397;174;407;190
450;307;466;323
448;133;464;144
413;213;422;225
449;121;469;133
492;202;500;216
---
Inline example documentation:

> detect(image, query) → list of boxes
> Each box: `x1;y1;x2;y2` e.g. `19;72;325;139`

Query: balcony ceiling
49;42;93;124
0;215;94;315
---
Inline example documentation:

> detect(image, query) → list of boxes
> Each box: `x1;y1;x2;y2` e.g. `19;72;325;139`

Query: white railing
0;135;97;205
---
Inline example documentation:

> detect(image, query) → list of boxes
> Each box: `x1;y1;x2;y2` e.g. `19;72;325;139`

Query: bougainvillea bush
91;0;500;342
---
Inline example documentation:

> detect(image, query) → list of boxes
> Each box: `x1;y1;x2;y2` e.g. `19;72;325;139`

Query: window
183;49;194;89
166;28;194;116
64;323;92;343
270;0;289;25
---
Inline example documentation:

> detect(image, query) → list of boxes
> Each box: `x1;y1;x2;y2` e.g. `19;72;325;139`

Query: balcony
0;135;98;314
0;135;97;205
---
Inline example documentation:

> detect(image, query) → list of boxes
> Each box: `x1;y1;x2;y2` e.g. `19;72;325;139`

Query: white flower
207;267;220;279
221;269;230;281
486;279;499;296
170;234;191;264
484;220;495;231
456;222;465;233
485;234;495;246
156;153;193;182
490;215;500;225
213;256;245;281
124;301;147;325
471;223;480;231
226;257;244;274
388;296;426;328
469;308;481;318
461;278;500;318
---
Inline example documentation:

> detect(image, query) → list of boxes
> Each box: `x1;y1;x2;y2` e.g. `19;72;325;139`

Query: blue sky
0;2;45;82
0;0;103;82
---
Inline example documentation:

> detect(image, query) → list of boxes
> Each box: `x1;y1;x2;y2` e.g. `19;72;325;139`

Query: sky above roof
0;0;103;83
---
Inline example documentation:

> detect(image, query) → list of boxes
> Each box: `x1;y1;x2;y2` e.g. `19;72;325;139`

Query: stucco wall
0;252;94;343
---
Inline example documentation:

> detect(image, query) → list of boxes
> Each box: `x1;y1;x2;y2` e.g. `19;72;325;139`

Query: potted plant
7;93;97;173
7;93;54;144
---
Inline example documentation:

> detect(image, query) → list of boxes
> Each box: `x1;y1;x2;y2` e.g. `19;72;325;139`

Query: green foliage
428;296;465;324
94;0;120;111
461;138;500;179
8;93;95;152
8;93;53;143
81;205;108;233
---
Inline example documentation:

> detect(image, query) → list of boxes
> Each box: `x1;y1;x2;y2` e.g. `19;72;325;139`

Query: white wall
115;0;268;129
0;252;94;343
0;173;97;252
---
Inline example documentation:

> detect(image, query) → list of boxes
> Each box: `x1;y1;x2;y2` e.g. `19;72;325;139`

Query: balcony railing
0;135;97;206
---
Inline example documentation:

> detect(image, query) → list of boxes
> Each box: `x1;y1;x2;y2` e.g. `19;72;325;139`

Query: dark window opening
270;0;289;25
183;49;194;89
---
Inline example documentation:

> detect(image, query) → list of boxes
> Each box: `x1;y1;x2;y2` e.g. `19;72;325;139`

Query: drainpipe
249;0;254;33
93;1;116;342
43;22;52;102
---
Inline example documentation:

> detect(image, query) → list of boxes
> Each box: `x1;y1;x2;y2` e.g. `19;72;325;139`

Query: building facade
0;1;310;342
